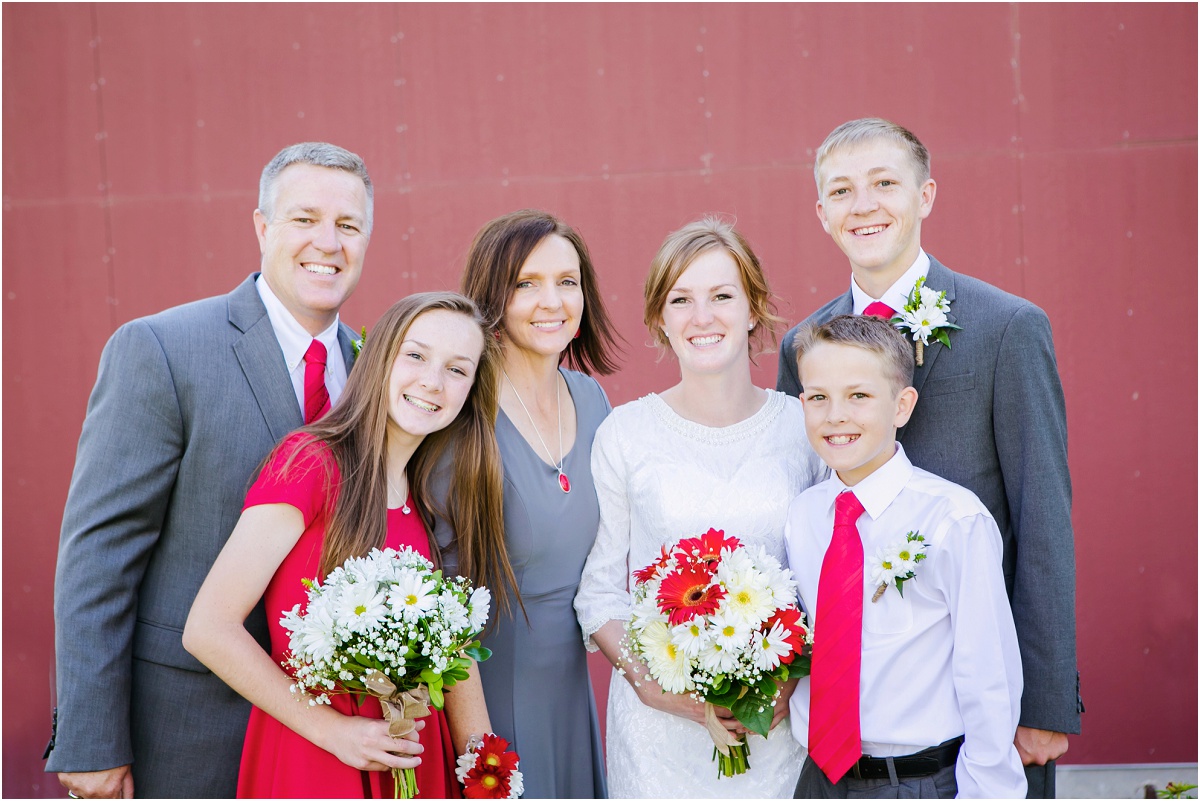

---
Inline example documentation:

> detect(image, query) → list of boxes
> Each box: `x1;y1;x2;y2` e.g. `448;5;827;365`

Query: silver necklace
386;471;412;514
503;369;571;493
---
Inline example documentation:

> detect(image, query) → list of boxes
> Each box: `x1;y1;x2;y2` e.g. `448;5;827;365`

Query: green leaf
934;329;952;349
351;651;379;669
791;654;812;678
442;667;469;684
731;693;773;738
427;682;444;709
464;644;492;663
707;685;741;709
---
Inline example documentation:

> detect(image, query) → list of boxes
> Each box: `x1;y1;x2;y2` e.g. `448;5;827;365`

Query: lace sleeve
573;413;633;651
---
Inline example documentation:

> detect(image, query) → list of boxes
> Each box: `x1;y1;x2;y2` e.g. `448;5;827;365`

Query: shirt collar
829;442;913;521
255;274;341;372
850;250;930;315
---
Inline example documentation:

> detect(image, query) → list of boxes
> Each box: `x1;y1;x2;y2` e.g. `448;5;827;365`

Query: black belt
850;736;964;781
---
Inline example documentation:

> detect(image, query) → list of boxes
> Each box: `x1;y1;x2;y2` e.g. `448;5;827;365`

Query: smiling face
815;138;936;290
254;163;370;336
659;248;754;378
798;341;917;486
386;309;485;445
502;234;584;360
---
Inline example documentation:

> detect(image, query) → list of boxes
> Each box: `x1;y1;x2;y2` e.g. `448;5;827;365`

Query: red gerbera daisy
656;563;726;626
764;607;807;663
633;545;672;584
462;734;519;798
674;528;741;569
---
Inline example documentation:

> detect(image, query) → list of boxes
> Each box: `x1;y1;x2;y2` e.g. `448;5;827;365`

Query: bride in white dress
574;217;826;797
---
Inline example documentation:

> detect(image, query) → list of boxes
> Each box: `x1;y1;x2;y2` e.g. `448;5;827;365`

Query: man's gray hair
258;142;374;233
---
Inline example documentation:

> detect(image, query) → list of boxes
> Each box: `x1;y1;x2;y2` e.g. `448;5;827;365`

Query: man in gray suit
777;119;1080;798
47;142;372;798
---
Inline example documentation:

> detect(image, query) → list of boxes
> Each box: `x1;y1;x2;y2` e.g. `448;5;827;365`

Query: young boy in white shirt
784;314;1026;798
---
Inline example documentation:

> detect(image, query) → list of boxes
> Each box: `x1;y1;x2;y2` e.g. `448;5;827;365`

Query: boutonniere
891;276;961;366
869;531;928;602
351;325;367;358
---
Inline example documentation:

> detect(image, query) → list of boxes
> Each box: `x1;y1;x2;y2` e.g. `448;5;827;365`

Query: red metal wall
4;3;1195;795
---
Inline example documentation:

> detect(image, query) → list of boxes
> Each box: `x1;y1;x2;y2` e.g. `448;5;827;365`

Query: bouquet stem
392;766;417;799
713;741;751;778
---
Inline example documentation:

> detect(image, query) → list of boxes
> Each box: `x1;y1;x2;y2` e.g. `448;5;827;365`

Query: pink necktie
809;490;866;783
303;339;331;424
862;301;896;320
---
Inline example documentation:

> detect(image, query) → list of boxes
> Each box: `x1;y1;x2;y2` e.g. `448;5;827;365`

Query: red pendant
558;472;571;493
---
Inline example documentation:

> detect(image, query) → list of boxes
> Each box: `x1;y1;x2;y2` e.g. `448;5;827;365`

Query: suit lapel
898;258;957;442
823;291;853;322
228;274;304;441
336;322;359;370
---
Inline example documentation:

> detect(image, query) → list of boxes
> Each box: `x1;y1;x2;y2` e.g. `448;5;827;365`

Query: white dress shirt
850;249;930;315
255;275;348;413
784;444;1026;798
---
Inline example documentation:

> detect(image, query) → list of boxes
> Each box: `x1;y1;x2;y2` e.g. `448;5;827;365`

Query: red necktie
809;490;866;783
303;339;331;423
862;301;896;319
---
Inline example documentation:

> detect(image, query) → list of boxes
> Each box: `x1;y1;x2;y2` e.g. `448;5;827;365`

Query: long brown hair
270;292;518;615
460;208;623;375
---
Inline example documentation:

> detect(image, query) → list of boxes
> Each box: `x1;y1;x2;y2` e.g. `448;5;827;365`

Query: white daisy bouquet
281;546;492;799
625;528;811;779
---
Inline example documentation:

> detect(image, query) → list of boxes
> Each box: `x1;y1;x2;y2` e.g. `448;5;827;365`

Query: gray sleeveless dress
433;368;610;798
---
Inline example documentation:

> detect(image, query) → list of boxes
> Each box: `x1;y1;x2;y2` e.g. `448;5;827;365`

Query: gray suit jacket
47;274;358;796
777;255;1081;735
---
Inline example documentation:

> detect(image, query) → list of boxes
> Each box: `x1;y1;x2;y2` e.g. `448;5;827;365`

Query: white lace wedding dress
574;391;827;798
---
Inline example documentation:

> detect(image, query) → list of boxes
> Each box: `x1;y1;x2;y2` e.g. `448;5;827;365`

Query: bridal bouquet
281;546;493;799
626;528;811;779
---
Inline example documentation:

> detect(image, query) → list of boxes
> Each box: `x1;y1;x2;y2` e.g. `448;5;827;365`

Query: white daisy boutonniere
869;531;928;602
351;325;366;358
891;276;961;366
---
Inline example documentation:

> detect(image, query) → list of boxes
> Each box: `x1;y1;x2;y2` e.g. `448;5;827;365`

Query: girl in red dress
185;292;518;798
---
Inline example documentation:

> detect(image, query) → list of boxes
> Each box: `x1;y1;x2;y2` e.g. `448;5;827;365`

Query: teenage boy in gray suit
47;142;372;798
777;118;1080;798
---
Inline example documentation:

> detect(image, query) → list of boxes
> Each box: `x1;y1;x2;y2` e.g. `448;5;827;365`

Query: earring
493;330;502;341
747;322;755;331
573;329;580;339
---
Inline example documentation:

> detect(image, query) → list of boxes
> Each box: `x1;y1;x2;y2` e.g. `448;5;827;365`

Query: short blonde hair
643;216;783;359
793;314;915;395
814;118;931;191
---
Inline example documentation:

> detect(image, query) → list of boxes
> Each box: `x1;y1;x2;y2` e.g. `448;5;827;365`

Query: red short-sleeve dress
236;433;460;798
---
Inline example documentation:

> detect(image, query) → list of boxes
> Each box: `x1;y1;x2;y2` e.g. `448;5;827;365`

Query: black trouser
1025;761;1056;799
794;738;962;799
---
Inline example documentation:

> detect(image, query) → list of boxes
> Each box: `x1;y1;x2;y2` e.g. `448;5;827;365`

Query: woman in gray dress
434;209;622;798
